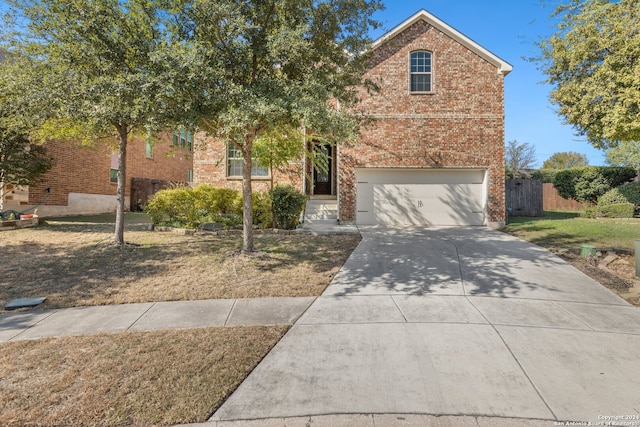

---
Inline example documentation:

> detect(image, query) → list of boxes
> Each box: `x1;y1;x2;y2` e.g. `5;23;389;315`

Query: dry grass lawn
0;326;288;426
1;214;361;310
0;215;358;426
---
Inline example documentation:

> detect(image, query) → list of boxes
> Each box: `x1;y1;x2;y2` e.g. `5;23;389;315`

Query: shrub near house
596;182;640;218
145;184;306;230
553;166;636;205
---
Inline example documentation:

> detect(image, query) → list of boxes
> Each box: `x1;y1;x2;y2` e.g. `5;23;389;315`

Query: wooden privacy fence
505;179;543;217
130;178;182;212
542;183;584;211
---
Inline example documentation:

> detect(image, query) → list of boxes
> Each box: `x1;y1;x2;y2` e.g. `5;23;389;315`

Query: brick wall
28;132;193;209
193;133;304;194
191;18;508;225
339;20;506;224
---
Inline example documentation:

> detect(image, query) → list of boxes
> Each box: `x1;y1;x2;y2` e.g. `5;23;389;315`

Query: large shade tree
605;141;640;169
0;127;53;203
542;151;589;169
1;0;190;245
0;55;53;204
537;0;640;149
173;0;383;253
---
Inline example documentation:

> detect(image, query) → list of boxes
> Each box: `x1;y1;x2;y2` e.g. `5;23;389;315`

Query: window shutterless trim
409;50;434;94
226;143;270;178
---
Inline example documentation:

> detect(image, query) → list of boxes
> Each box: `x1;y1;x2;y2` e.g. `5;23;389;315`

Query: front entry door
313;144;332;195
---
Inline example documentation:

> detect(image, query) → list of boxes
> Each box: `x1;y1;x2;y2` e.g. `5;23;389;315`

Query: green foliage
598;188;631;207
553;166;636;203
191;185;242;216
573;168;610;204
0;129;53;190
144;185;200;229
269;185;306;230
253;126;305;179
616;182;640;206
605;141;640;169
536;0;640;147
596;203;635;219
252;192;273;229
597;183;640;211
580;205;596;219
145;184;278;229
535;169;559;183
176;0;383;251
2;0;192;244
542;152;588;169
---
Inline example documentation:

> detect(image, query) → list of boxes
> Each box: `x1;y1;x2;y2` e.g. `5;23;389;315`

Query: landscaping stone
4;297;47;310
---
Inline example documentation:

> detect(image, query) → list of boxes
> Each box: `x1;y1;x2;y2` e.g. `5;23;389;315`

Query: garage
355;168;486;226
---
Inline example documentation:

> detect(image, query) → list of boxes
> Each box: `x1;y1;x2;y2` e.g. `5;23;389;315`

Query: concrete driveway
211;227;640;424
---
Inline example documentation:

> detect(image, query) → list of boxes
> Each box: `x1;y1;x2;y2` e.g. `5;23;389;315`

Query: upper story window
410;51;432;93
109;153;118;183
145;138;154;158
227;143;269;178
172;129;193;151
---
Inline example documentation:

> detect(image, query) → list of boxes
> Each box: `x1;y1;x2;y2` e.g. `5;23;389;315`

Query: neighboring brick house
2;131;194;217
193;9;512;227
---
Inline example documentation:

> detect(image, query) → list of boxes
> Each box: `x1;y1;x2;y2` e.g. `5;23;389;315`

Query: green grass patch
504;211;640;251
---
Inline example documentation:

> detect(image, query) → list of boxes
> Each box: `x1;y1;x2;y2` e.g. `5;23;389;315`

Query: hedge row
595;181;640;218
144;184;306;230
553;166;636;204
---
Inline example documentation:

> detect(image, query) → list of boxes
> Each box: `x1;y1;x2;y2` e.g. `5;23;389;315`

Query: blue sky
1;0;605;166
375;0;607;166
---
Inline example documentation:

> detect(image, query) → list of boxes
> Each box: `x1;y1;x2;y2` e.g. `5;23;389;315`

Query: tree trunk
270;157;276;229
241;138;254;253
114;125;128;245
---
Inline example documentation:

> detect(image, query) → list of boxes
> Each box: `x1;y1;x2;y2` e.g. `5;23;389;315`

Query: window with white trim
227;143;269;177
145;138;154;158
172;129;193;151
109;153;118;183
410;51;432;93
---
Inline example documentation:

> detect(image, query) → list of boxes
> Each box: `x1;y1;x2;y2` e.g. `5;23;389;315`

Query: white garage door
356;168;486;226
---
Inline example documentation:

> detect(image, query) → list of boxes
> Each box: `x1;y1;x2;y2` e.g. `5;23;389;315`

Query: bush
597;182;640;218
145;185;242;229
596;203;635;218
533;169;558;183
580;205;597;218
252;191;273;229
144;185;200;228
270;185;306;230
598;188;631;206
616;182;640;206
145;184;276;229
192;185;242;216
553;166;636;203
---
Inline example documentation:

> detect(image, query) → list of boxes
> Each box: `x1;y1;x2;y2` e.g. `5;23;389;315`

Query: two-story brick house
193;9;512;227
2;131;194;217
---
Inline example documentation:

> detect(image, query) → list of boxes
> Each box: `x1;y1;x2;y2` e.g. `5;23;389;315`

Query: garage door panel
357;169;484;185
355;169;486;226
372;184;483;226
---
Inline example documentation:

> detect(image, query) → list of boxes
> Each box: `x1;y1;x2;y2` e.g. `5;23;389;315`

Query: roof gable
372;9;512;75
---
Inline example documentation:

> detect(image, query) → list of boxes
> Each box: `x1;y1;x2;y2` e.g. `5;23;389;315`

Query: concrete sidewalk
210;227;640;426
0;297;315;342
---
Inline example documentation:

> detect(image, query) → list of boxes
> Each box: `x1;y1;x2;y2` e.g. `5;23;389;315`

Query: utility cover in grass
4;297;47;310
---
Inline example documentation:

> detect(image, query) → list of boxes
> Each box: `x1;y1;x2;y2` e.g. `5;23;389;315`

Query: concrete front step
302;218;339;226
305;214;338;221
304;200;338;223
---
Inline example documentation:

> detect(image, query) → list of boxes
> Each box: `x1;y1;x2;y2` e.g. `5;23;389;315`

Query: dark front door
313;144;332;195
